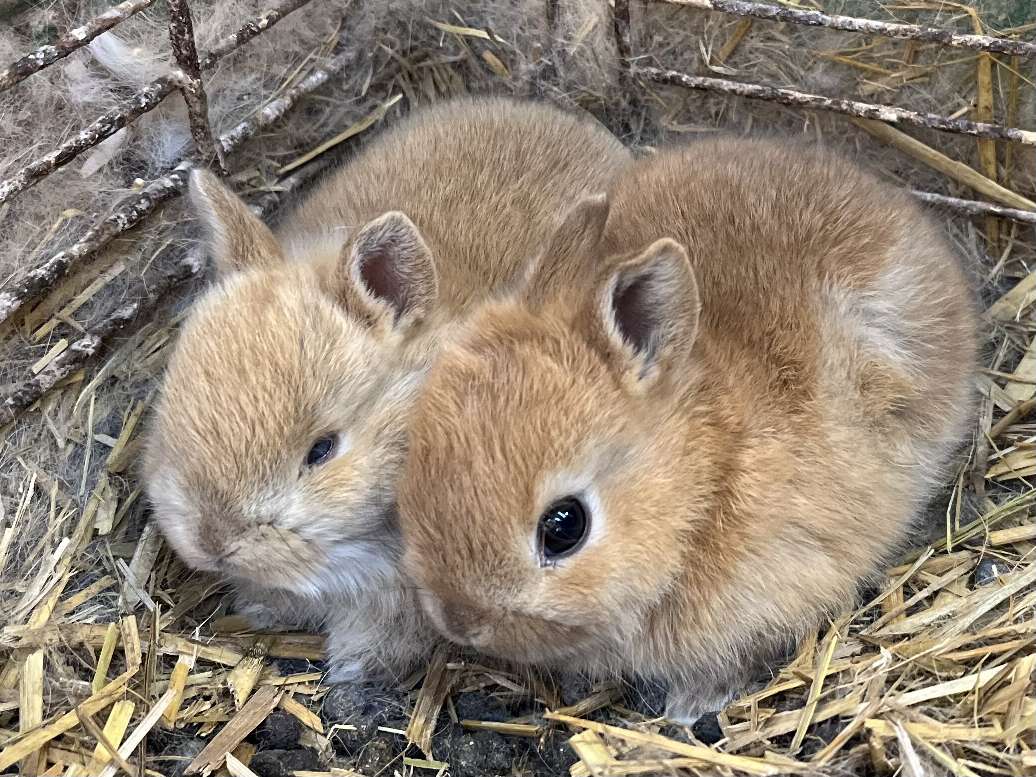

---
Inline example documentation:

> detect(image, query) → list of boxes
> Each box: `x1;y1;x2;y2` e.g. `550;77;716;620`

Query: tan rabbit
142;96;632;682
397;137;978;720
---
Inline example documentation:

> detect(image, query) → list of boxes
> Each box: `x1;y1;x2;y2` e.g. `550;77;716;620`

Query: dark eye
305;435;337;467
538;497;588;560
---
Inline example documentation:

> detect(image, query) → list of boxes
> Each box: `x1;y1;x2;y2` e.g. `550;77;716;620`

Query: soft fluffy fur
398;137;979;719
143;96;632;681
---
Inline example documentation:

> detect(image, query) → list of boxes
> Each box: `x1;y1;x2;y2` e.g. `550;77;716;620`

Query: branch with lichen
0;162;325;426
656;0;1036;57
168;0;227;173
0;0;316;206
0;39;363;327
0;0;157;93
910;191;1036;225
636;66;1036;145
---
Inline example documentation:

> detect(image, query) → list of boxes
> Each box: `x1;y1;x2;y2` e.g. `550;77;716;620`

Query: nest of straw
1;1;1034;775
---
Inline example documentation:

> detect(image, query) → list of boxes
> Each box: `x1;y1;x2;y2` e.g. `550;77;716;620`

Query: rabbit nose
439;601;489;646
196;514;246;564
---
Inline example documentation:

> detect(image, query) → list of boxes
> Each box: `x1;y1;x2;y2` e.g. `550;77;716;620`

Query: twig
0;13;352;327
910;190;1036;226
0;165;190;327
609;0;643;138
636;66;1036;145
655;0;1036;57
0;0;316;206
0;78;181;205
0;155;334;425
852;117;1036;211
216;44;358;154
0;299;166;428
168;0;226;173
0;0;157;93
612;0;634;74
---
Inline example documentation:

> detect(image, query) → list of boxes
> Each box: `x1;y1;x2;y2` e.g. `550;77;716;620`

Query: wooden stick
910;190;1036;226
0;159;329;426
0;0;315;206
0;78;180;206
608;0;643;138
184;686;282;775
216;44;358;155
168;0;227;173
0;35;358;328
612;0;634;74
0;164;191;327
655;0;1036;57
636;66;1036;145
0;0;157;93
852;118;1036;211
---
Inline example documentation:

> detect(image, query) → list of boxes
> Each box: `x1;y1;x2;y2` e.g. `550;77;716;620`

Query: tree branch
0;0;316;206
636;66;1036;145
656;0;1036;57
0;162;326;426
0;0;157;93
168;0;226;173
0;38;362;326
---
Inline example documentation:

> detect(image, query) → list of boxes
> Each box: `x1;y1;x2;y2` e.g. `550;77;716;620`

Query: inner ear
597;238;700;386
611;272;664;360
342;211;438;327
356;246;411;314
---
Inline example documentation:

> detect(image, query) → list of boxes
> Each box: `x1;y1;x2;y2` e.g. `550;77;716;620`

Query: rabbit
142;96;632;683
396;136;978;722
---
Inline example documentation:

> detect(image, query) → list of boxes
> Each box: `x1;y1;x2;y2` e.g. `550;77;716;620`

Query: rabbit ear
339;211;439;330
593;238;700;390
188;168;285;276
521;193;610;309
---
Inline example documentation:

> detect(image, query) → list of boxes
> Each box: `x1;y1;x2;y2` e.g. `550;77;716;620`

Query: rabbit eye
305;435;337;467
538;497;588;560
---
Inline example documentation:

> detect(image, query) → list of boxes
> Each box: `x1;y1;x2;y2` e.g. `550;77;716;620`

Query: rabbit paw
235;600;291;631
325;658;369;685
664;684;735;727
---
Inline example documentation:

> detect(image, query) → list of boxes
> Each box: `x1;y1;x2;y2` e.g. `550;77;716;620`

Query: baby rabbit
398;137;978;721
143;96;631;682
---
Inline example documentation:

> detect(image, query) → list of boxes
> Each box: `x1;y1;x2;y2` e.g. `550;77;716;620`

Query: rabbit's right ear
590;238;700;393
521;194;610;309
189;169;285;276
338;211;439;332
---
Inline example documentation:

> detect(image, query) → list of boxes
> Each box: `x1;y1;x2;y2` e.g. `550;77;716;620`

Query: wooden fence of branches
1;0;1034;425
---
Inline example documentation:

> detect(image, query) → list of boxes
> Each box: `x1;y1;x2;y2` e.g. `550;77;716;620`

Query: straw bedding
0;0;1033;775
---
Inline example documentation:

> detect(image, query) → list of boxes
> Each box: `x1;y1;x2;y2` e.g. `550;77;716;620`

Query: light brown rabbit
143;96;631;682
398;137;978;720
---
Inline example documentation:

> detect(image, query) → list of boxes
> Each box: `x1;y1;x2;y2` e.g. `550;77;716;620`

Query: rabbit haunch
143;97;632;682
398;136;978;721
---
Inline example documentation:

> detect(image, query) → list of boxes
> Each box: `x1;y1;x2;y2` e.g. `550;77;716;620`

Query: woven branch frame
0;0;1033;422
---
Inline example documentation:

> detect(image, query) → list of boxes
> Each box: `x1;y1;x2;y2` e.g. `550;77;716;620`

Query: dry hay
1;0;1034;775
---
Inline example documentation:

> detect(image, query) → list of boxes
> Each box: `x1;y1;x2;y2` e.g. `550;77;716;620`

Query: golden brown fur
143;97;631;681
398;137;978;719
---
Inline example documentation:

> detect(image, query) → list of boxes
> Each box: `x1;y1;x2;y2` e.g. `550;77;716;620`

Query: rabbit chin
227;538;400;601
421;598;595;664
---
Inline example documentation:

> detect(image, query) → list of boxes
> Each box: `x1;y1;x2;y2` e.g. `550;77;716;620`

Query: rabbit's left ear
189;168;285;276
520;194;610;310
